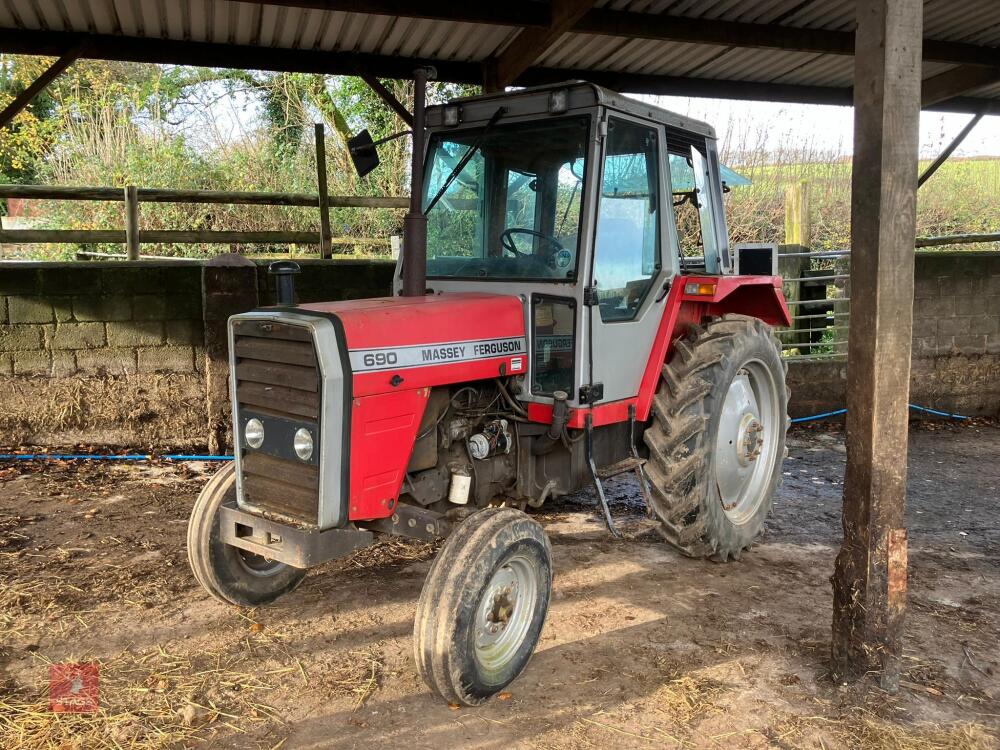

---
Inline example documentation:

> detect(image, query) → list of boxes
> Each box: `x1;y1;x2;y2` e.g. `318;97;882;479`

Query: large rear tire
187;462;307;607
643;314;789;561
413;507;552;705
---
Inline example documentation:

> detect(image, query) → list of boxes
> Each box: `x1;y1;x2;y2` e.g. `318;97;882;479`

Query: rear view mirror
348;129;379;178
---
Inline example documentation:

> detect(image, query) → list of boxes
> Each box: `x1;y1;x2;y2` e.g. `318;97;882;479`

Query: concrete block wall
0;264;204;378
0;258;395;448
788;251;1000;418
911;252;1000;356
0;262;208;447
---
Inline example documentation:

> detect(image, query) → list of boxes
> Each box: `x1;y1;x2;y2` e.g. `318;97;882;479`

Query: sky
186;78;1000;162
638;95;1000;160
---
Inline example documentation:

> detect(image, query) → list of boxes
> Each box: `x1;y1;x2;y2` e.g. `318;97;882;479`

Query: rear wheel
187;462;307;606
643;315;789;561
413;507;552;705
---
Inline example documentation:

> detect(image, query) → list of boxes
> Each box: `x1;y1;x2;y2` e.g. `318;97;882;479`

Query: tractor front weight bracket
220;504;374;569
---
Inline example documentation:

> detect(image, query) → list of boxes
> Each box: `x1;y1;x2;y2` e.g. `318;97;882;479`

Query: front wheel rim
235;549;285;578
713;359;781;525
473;554;539;673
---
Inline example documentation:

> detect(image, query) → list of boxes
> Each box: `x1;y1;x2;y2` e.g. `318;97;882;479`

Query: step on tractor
188;81;791;706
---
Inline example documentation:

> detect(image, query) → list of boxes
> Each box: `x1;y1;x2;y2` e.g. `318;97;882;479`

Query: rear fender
634;275;789;422
692;275;791;328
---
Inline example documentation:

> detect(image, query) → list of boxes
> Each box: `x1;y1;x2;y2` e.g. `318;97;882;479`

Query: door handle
654;280;671;303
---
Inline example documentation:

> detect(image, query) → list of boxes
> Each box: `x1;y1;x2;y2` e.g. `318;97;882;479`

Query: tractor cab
395;82;743;408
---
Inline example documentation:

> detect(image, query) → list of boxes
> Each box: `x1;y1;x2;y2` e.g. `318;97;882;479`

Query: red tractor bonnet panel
296;293;527;521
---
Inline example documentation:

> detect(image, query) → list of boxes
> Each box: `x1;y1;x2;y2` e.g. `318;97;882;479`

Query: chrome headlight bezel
244;417;265;449
293;427;314;462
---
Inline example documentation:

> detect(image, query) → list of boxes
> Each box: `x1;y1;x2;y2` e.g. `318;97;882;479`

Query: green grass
725;155;1000;252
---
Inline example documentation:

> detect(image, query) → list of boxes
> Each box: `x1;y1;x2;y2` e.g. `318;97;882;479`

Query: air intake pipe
532;390;569;456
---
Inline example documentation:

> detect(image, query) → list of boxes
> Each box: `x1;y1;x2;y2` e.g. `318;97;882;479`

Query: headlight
244;418;264;449
293;428;314;461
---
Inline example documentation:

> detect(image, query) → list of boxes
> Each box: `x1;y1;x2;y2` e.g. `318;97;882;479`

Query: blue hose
0;402;971;461
790;408;848;424
0;453;233;461
791;403;967;424
906;404;968;420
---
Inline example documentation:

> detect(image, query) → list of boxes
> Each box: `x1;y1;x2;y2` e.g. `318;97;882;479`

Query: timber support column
831;0;922;691
202;254;259;454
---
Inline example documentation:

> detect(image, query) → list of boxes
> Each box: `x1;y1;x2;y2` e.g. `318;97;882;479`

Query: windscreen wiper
424;107;505;214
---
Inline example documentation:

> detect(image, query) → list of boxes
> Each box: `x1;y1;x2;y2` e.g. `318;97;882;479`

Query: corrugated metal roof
0;1;997;108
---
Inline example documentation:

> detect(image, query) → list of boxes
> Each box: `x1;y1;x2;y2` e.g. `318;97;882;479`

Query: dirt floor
1;421;999;749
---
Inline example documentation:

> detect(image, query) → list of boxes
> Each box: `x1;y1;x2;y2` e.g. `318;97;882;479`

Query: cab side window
669;143;722;272
592;119;661;322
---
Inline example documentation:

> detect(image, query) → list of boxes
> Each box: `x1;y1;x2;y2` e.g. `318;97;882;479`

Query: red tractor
188;82;790;706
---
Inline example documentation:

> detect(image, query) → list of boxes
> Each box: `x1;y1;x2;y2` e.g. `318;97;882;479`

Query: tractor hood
293;293;528;397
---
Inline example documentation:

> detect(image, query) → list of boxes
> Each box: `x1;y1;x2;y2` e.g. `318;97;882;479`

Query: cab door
585;114;673;405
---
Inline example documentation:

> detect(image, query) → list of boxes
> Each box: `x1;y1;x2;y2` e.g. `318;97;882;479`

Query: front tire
187;462;307;607
643;315;789;561
413;507;552;705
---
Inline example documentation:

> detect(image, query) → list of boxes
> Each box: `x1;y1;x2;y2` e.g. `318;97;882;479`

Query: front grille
232;319;321;525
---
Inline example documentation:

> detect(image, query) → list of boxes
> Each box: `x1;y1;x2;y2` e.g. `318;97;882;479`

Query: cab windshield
424;115;590;280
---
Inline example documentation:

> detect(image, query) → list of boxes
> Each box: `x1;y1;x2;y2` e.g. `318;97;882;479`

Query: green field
725;155;1000;252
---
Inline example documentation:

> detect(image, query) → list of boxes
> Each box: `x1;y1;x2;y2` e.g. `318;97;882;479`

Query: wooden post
315;124;333;259
784;180;810;247
831;0;922;692
782;181;809;347
124;185;140;260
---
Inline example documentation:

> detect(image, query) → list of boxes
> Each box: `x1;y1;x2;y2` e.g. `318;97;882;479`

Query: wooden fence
778;181;1000;361
0;124;407;260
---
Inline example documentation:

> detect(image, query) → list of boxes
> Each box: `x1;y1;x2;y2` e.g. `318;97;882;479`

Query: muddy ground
1;421;999;749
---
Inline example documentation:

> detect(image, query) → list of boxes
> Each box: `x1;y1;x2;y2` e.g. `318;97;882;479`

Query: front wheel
187;462;307;607
413;507;552;705
643;315;789;561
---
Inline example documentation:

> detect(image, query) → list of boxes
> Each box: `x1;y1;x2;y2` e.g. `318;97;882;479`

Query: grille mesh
233;319;321;525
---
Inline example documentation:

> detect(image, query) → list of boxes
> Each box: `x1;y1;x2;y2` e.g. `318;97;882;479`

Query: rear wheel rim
473;554;539;673
713;359;780;525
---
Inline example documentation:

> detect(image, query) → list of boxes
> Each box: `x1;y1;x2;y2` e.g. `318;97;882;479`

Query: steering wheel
500;228;566;259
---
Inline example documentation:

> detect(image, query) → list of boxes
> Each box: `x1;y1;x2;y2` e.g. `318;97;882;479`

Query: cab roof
425;81;716;140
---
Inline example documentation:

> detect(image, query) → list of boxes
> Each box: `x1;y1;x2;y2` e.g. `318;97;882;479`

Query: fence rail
0;123;407;260
0;183;409;209
0;184;405;258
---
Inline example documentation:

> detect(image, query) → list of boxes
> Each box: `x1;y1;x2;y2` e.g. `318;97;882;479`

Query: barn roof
0;1;998;112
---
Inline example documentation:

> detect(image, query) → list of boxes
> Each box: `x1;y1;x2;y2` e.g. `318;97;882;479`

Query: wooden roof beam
0;45;81;129
484;0;598;91
233;1;1000;68
360;73;414;126
238;0;550;27
922;64;1000;107
0;28;998;115
576;8;999;68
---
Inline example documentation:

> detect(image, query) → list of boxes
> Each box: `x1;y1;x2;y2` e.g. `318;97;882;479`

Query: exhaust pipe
402;67;432;297
268;260;300;305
